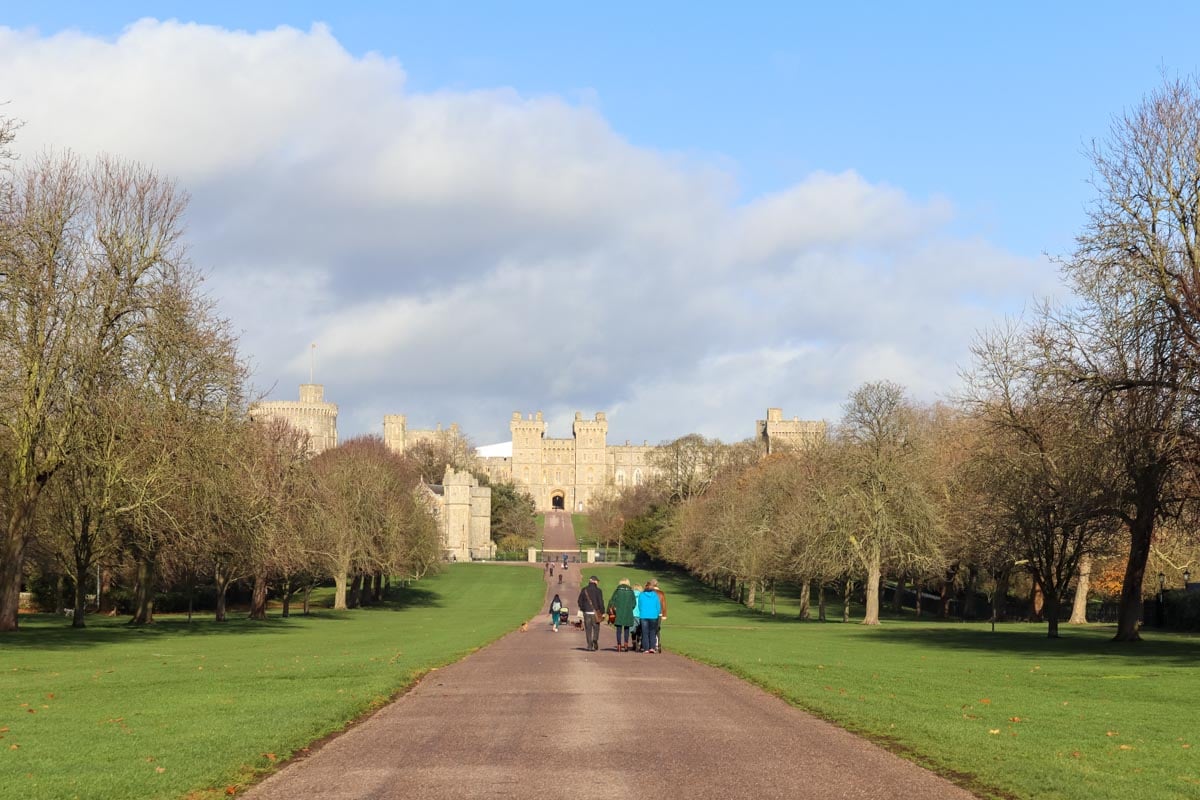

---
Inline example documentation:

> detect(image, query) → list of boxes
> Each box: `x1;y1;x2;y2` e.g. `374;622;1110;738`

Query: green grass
571;513;591;548
0;564;544;800
590;565;1200;800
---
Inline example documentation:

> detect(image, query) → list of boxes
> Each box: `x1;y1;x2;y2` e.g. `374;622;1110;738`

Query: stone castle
250;384;823;555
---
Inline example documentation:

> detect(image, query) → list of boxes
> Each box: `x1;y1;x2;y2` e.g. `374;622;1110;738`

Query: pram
558;607;570;626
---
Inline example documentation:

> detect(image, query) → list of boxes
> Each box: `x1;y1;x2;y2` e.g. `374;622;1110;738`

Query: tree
1068;74;1200;640
486;481;536;551
834;382;944;625
0;152;194;631
966;327;1121;638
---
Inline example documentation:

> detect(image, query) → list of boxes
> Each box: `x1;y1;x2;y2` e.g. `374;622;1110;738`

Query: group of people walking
549;575;667;654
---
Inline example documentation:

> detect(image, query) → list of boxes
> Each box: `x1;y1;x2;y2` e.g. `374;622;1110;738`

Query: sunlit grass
595;565;1200;800
0;564;544;800
571;513;591;548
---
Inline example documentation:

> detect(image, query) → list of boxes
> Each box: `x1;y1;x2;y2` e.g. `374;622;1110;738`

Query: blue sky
9;2;1193;257
2;3;1197;443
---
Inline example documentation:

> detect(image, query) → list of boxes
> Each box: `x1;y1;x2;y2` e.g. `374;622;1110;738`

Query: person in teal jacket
636;581;662;654
607;578;637;652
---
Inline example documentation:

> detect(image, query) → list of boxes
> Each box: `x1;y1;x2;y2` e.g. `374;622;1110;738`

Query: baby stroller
558;607;570;626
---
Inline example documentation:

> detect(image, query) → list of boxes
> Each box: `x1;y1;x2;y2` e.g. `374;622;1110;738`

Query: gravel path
246;515;978;800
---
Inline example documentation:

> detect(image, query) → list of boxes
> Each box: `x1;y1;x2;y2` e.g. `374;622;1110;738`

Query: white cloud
0;19;1058;444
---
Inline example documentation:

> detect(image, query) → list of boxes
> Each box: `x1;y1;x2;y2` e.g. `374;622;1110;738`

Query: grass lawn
571;513;591;548
0;564;544;800
591;564;1200;800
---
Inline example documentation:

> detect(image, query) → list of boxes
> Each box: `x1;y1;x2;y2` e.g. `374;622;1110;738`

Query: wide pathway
246;523;977;799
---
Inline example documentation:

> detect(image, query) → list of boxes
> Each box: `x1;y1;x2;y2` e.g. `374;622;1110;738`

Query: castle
251;384;823;552
418;466;494;561
248;384;338;454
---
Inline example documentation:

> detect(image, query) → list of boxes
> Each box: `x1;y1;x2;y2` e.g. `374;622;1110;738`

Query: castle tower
756;408;826;454
383;414;407;453
510;411;546;491
573;411;608;512
250;384;338;455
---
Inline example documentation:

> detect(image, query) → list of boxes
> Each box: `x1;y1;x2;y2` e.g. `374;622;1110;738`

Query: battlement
757;408;825;454
249;384;338;455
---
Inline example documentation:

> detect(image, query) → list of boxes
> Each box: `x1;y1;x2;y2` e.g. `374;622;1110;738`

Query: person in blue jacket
636;581;662;654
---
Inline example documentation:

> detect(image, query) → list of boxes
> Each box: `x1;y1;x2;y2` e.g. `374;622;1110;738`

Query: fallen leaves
989;729;1001;735
979;698;992;705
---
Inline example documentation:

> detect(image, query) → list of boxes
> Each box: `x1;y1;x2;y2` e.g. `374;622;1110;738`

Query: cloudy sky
2;3;1198;445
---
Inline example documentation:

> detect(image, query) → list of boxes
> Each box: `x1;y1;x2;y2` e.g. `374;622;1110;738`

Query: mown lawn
0;564;544;800
571;513;591;548
595;565;1200;800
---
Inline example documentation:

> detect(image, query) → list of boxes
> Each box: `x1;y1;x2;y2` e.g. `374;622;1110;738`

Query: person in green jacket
607;578;638;652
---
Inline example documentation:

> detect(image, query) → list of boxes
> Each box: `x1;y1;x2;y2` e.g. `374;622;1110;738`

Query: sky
1;2;1197;446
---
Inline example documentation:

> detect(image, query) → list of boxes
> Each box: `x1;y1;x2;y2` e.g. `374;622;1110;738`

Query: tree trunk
249;573;268;620
962;567;978;620
333;572;348;610
371;573;383;604
280;578;293;618
939;563;959;618
302;584;312;615
992;569;1010;622
892;575;906;613
348;573;363;609
53;574;65;615
914;582;923;617
842;579;853;623
0;502;37;632
1029;582;1044;622
1069;556;1091;625
214;572;230;623
72;566;88;629
863;558;882;625
1045;589;1061;639
746;578;757;609
798;579;811;620
129;550;157;625
817;582;826;622
1115;511;1154;642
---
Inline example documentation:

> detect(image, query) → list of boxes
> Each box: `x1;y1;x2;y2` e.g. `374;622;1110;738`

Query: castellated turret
249;384;338;455
756;407;826;454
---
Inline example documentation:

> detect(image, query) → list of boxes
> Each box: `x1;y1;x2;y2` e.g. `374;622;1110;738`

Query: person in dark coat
578;575;605;651
607;578;637;651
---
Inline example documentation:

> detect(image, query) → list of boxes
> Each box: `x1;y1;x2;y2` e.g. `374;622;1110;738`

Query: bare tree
0;152;195;631
834;382;944;625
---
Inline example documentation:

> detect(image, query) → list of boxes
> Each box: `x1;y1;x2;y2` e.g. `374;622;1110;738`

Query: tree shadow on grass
656;567;1200;664
863;623;1200;665
2;586;445;650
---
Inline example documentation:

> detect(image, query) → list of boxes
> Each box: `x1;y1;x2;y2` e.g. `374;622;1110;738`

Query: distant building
756;407;826;454
420;466;494;561
249;384;338;454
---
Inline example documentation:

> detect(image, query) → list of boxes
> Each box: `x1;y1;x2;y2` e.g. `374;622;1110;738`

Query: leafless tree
833;381;945;625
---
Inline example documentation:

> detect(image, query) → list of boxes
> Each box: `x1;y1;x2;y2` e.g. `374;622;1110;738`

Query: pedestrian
636;580;662;654
550;564;554;577
550;594;563;632
630;583;643;651
578;575;605;651
607;578;636;652
650;578;668;652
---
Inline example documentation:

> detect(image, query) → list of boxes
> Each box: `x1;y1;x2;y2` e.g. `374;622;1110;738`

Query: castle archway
551;490;566;510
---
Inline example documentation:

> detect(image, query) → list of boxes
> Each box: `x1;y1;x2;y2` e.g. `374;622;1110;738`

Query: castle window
616;470;626;486
633;469;643;486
